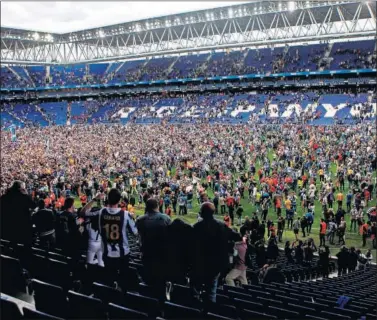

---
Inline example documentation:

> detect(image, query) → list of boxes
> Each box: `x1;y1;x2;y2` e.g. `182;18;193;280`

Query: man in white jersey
84;203;104;267
81;188;137;288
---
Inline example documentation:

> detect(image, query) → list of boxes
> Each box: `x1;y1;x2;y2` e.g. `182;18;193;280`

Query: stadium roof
1;0;376;64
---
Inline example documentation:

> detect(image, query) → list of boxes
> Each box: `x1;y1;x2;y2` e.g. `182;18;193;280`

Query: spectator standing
225;235;248;286
318;246;330;278
166;218;193;285
319;218;327;246
191;202;239;304
292;217;300;241
81;190;138;288
285;241;294;263
32;199;56;250
336;246;349;276
361;219;369;247
56;197;83;260
348;247;358;272
0;181;36;248
136;198;171;300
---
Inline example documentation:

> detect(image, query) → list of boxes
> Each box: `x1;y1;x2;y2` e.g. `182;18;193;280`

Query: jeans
192;273;220;304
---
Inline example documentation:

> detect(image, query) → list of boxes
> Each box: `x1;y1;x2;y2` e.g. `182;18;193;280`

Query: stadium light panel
33;32;40;40
46;34;53;42
288;1;296;11
228;8;233;18
98;29;105;38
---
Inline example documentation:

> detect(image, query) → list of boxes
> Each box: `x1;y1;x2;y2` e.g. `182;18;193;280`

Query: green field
74;150;376;255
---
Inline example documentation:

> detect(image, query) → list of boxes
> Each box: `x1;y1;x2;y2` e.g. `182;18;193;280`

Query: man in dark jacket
191;202;240;304
0;181;36;246
56;197;83;259
347;247;358;272
336;246;349;276
32;199;56;249
166;218;193;285
136;198;171;300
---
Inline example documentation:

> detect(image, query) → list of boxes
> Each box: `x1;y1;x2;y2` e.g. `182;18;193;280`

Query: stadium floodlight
46;34;53;42
98;29;105;38
33;32;40;40
288;1;296;11
278;2;282;9
228;8;233;18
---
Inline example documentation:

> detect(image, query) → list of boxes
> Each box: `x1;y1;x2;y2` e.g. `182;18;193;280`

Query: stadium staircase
23;67;36;87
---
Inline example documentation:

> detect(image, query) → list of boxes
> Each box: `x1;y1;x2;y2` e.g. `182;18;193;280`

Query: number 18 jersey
85;207;138;258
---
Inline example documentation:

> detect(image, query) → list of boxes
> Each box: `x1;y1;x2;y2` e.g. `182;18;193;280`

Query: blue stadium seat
32;279;68;318
68;290;105;319
108;303;148;319
163;301;201;319
241;309;277;320
1;255;28;296
169;284;200;309
206;313;236;320
92;282;125;306
23;307;64;320
124;292;160;318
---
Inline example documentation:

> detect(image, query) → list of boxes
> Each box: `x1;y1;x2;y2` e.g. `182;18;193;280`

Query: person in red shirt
361;220;369;247
275;197;282;217
226;195;235;224
80;194;87;207
44;196;52;208
165;206;172;217
364;189;370;205
49;192;56;202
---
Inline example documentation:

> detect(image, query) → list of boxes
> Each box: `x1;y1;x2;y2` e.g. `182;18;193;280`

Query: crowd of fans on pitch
1;121;376;302
1;40;376;88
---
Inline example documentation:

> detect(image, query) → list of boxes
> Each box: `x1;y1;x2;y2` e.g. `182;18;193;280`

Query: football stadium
1;0;376;319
